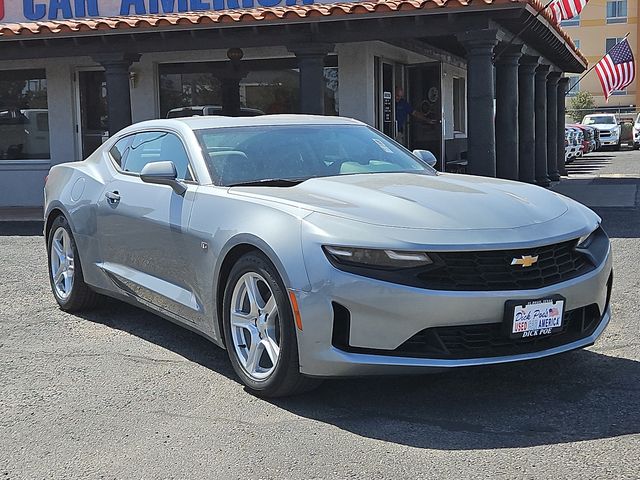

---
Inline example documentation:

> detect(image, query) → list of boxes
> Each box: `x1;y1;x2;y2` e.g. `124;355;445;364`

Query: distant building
563;0;638;112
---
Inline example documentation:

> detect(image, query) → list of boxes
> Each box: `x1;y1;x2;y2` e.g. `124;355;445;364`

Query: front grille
325;228;608;292
331;301;607;361
417;239;593;291
392;304;602;359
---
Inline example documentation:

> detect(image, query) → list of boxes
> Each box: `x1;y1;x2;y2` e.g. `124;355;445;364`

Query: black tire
47;215;99;312
222;252;321;397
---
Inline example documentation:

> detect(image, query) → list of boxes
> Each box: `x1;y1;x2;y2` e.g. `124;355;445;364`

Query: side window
109;136;132;167
122;131;193;181
158;133;194;181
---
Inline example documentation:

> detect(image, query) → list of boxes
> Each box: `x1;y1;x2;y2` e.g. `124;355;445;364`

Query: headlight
323;246;433;269
577;226;600;248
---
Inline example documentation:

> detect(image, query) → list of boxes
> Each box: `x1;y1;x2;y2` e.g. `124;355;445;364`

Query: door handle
105;190;121;204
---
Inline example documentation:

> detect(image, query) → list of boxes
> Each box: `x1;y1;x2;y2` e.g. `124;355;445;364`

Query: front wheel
222;252;320;397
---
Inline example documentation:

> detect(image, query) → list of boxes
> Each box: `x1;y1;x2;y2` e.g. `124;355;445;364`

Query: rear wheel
222;252;320;397
47;216;99;312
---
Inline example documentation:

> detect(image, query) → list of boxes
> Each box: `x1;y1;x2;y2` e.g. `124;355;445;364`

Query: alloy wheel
50;227;75;300
229;272;281;380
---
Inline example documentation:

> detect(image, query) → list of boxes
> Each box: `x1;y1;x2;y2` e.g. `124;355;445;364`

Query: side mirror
413;149;438;168
140;161;187;195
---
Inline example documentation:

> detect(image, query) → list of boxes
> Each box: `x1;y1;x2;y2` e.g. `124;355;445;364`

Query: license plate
505;296;565;339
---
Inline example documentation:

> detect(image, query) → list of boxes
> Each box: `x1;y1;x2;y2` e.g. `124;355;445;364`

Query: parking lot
1;150;639;479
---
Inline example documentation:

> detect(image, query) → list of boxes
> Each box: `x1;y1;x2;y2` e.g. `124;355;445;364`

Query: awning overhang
0;0;586;72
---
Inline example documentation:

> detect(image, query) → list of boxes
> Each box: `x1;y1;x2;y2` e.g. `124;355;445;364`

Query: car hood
228;173;570;230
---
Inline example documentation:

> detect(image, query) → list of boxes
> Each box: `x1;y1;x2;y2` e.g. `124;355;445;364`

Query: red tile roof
0;0;585;64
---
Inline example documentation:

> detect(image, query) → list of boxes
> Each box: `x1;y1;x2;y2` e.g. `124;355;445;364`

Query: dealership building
0;0;586;208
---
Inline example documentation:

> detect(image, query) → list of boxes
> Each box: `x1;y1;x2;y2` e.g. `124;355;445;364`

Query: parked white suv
581;114;621;150
633;113;640;150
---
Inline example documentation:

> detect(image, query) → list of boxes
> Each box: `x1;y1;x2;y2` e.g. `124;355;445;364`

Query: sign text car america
1;0;322;22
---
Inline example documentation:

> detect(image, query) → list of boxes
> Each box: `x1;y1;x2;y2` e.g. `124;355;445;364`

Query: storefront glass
0;69;49;160
158;60;338;118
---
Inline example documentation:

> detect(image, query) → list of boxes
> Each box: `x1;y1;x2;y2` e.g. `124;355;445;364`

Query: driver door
96;130;204;323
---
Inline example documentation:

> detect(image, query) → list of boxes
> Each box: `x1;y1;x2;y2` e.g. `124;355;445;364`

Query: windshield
583;115;616;125
195;124;434;186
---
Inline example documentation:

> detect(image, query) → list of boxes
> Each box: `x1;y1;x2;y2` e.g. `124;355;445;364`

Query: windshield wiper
227;178;308;187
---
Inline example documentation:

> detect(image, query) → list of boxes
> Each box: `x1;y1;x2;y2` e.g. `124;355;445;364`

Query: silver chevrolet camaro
44;115;613;397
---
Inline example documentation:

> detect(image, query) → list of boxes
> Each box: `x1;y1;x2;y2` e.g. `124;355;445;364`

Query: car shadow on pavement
78;298;639;451
269;350;640;450
75;297;238;381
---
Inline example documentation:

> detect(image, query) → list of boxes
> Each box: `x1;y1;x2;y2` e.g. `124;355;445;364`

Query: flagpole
564;32;631;95
494;0;557;62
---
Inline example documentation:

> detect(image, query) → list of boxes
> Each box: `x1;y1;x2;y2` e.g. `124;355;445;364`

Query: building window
452;77;466;133
0;69;49;160
566;76;581;96
158;58;338;119
606;37;624;52
561;15;580;27
606;0;627;24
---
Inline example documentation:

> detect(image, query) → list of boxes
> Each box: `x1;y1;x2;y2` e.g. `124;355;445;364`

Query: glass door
375;58;396;139
408;63;444;169
76;70;108;160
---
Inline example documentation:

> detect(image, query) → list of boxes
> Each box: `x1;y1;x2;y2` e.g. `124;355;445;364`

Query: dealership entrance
0;0;586;208
76;69;109;159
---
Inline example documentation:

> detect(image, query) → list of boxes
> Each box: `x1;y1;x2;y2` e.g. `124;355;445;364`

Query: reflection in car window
122;131;193;181
195;125;433;186
109;136;131;167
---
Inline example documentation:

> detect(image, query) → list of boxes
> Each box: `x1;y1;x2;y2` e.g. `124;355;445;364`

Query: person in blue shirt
395;87;429;146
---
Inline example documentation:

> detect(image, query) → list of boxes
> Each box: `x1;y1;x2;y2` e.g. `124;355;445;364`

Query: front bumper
295;244;612;377
601;138;619;146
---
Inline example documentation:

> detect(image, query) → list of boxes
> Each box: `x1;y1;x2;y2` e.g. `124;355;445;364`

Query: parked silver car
44;115;613;396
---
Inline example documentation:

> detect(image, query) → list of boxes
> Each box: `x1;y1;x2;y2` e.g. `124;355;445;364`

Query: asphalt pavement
1;150;639;479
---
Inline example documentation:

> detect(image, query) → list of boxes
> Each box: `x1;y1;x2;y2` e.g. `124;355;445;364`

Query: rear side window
122;131;193;181
109;136;132;167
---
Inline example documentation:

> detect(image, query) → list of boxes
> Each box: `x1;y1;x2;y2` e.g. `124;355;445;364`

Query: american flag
549;0;588;23
595;38;636;101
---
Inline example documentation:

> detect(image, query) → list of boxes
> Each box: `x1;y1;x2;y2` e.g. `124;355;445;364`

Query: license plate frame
504;295;566;340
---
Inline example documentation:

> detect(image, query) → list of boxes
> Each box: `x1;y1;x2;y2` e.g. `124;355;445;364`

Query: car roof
129;114;364;131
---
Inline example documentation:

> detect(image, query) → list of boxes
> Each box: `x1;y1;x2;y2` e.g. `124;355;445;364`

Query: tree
568;91;596;122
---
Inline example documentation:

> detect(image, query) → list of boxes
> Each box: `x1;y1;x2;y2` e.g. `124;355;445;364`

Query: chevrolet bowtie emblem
511;255;539;268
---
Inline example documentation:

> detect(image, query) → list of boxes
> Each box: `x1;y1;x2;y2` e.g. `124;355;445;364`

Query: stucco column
495;45;523;180
289;43;334;114
458;29;499;177
546;71;562;182
93;53;140;136
557;77;570;176
518;55;538;184
534;64;551;187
